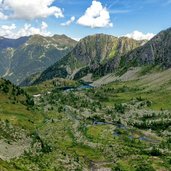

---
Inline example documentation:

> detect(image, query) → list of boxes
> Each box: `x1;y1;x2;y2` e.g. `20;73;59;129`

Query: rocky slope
81;27;171;79
38;27;171;84
120;27;171;70
34;34;143;84
0;35;77;85
87;29;171;77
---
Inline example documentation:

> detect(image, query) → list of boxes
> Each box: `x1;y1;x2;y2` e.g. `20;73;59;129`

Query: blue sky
0;0;171;40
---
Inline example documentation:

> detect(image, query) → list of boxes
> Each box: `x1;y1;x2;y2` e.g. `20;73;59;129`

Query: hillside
0;78;43;168
80;27;171;80
34;34;143;84
1;71;171;170
0;35;77;85
119;27;171;71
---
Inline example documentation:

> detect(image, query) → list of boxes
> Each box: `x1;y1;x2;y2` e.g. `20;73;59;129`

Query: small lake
64;84;94;91
77;84;94;89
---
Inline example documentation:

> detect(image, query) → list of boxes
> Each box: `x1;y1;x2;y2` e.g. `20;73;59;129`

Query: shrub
115;103;126;114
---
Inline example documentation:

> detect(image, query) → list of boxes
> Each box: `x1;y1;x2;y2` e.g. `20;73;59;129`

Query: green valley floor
0;69;171;171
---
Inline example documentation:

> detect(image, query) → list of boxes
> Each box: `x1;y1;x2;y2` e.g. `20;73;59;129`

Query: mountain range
33;34;145;84
0;34;77;85
0;27;171;86
33;27;171;85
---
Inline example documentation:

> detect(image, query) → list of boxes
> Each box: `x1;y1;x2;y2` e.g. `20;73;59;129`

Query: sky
0;0;171;40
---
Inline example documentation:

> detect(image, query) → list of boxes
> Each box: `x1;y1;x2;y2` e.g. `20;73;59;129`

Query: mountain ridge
123;27;171;68
33;33;144;84
0;34;77;85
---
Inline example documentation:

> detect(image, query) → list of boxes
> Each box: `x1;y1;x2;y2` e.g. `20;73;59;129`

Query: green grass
138;65;162;76
24;77;79;95
86;125;114;142
89;79;171;110
0;160;19;171
70;144;104;161
0;100;43;130
1;75;171;170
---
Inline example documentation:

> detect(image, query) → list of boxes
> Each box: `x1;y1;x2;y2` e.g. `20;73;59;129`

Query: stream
94;121;160;143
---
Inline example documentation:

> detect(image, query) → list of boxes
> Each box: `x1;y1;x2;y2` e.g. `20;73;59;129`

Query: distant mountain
34;34;143;84
0;35;77;85
0;36;29;49
19;72;41;87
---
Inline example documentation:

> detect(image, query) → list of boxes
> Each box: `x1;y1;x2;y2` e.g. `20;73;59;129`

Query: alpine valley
0;27;171;171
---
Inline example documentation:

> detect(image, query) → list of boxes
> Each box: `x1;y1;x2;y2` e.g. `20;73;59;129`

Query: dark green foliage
32;131;52;153
135;163;155;171
0;78;34;107
87;115;105;123
26;96;34;106
133;119;171;131
115;103;126;114
149;147;162;156
74;66;90;80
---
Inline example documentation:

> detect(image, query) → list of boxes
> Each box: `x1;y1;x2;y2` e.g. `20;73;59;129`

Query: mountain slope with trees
34;34;143;84
0;35;77;85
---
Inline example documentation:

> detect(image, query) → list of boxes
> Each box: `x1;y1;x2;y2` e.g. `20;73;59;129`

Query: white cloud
125;31;155;40
0;11;8;19
41;21;48;30
61;16;75;26
0;0;64;20
0;22;52;39
15;23;52;38
77;0;113;28
72;37;81;41
1;23;16;30
0;24;16;38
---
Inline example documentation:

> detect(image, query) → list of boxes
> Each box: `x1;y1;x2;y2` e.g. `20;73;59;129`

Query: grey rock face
124;28;171;68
